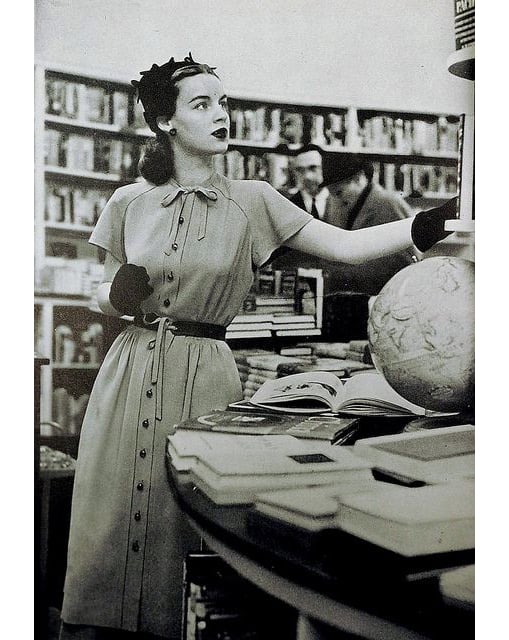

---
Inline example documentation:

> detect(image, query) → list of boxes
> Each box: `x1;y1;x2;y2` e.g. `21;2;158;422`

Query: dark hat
131;53;217;119
321;154;373;186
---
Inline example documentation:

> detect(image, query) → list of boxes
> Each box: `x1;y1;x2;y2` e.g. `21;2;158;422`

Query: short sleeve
89;190;126;263
249;181;313;267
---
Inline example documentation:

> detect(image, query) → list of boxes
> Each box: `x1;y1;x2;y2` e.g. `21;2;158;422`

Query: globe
367;257;474;413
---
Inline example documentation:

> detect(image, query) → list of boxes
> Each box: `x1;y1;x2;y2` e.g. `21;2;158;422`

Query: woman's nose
213;106;228;122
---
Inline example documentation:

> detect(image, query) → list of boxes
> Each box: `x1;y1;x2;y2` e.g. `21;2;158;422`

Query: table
171;473;474;640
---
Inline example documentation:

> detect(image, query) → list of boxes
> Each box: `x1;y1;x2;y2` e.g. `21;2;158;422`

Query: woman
60;54;457;640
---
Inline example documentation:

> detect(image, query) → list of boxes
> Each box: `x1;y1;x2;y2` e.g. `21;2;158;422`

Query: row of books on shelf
228;106;348;148
372;162;458;197
358;114;458;154
36;260;104;297
167;419;474;557
212;150;457;196
45;183;110;226
54;322;105;365
51;388;90;435
44;129;139;177
45;77;141;128
216;106;459;154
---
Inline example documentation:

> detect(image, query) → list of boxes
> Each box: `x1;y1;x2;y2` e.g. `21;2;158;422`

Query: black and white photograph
29;1;483;639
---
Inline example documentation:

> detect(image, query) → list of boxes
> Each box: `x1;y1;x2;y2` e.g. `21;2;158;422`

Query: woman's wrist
96;282;124;316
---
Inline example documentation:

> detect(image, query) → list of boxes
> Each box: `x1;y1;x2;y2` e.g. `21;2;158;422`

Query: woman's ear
156;116;173;133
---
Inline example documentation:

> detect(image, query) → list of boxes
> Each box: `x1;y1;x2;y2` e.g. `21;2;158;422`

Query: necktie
310;197;320;219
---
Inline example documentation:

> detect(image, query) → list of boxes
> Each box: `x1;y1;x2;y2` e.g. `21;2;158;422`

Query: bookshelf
34;62;461;436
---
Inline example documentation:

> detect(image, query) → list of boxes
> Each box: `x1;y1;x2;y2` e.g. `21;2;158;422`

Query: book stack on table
251;424;474;558
233;353;316;400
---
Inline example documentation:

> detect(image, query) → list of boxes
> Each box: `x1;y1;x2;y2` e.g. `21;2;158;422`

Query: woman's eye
195;102;208;110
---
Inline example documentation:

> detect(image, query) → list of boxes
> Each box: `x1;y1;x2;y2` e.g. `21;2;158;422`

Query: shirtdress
60;172;313;639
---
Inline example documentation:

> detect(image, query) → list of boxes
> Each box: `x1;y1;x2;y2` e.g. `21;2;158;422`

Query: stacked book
241;353;314;399
342;340;374;365
295;340;376;373
252;425;475;557
231;348;272;396
226;314;274;340
275;356;372;378
225;312;319;340
167;420;370;505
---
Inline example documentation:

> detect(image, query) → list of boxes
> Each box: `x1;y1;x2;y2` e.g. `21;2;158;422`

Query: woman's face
169;73;230;156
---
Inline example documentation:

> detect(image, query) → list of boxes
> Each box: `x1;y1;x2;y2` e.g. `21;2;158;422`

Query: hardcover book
189;445;373;505
352;424;475;483
174;410;359;443
246;371;426;416
254;479;474;557
167;431;325;474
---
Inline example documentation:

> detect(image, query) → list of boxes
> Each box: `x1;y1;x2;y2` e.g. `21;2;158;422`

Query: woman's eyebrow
188;95;210;103
188;94;228;104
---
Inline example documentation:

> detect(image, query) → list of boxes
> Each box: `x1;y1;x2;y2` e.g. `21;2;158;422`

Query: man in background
320;154;417;295
289;144;329;219
276;148;416;294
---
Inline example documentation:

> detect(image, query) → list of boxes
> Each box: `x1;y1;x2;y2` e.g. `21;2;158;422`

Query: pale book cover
189;445;373;505
173;409;359;443
167;430;329;473
255;479;474;557
353;424;474;483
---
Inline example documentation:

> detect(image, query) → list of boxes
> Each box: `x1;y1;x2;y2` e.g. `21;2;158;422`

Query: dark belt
134;314;226;341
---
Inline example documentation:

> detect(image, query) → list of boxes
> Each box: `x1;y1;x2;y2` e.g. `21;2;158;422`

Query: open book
243;371;427;417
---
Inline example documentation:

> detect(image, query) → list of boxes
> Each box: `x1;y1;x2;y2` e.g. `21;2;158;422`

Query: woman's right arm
96;252;124;316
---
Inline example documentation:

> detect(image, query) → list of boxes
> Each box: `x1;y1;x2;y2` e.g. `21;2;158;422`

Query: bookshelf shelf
44;165;124;183
52;363;101;370
44;222;94;235
45;114;152;140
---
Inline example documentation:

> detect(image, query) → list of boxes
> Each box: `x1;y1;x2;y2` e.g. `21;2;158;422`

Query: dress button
172;242;178;250
134;511;141;521
163;299;170;307
137;482;144;491
146;389;153;398
140;449;147;458
167;272;174;282
178;216;184;225
132;541;140;552
142;419;149;428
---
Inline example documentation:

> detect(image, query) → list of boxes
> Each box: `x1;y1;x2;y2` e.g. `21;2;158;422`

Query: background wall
35;0;473;115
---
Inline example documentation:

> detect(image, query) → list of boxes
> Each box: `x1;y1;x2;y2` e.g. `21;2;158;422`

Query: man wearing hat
320;154;417;295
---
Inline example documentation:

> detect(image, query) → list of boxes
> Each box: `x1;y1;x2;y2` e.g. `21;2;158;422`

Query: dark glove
109;264;153;315
411;197;458;252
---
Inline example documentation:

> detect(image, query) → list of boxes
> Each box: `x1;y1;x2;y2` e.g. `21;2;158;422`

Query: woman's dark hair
132;55;219;185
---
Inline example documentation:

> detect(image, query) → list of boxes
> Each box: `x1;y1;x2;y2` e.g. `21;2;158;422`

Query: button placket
124;361;158;607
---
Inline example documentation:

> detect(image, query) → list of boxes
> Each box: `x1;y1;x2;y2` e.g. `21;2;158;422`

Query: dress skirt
61;324;243;639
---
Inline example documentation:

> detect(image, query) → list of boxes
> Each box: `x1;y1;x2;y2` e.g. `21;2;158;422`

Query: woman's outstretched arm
285;216;414;264
285;197;457;264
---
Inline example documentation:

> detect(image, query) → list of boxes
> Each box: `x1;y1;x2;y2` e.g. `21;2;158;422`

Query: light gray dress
61;173;312;638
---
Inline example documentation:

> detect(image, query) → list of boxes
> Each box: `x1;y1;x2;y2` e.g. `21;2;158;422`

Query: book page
250;371;344;412
340;372;425;415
